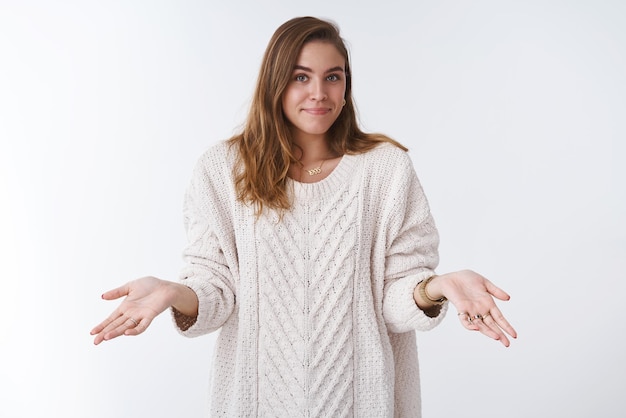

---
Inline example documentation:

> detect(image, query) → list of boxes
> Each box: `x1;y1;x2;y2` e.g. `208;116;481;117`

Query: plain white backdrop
1;1;624;417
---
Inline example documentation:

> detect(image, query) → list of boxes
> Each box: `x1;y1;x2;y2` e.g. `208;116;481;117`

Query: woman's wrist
169;282;199;317
421;275;447;304
414;274;447;310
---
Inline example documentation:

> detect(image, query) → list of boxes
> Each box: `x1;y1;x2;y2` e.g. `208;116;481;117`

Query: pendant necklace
305;158;328;176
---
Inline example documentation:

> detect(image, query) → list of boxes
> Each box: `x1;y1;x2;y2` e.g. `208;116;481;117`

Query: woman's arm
381;151;447;332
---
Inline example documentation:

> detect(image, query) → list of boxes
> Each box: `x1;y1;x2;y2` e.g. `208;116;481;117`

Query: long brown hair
228;16;407;214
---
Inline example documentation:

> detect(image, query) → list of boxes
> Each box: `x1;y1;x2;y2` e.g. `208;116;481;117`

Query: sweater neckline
287;154;358;201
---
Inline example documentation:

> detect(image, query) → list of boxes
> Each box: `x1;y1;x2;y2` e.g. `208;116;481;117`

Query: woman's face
282;41;347;144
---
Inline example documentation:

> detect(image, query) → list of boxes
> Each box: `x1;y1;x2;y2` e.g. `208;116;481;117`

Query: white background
1;1;624;417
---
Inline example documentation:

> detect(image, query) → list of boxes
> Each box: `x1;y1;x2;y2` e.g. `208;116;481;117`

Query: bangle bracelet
419;275;447;305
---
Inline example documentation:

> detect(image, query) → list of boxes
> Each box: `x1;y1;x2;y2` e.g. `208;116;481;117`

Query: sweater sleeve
381;153;448;333
171;149;237;337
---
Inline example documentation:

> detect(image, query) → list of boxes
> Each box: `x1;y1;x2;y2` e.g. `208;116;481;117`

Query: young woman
91;16;516;417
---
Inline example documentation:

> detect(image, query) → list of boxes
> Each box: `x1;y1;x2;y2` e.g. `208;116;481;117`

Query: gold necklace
304;158;328;176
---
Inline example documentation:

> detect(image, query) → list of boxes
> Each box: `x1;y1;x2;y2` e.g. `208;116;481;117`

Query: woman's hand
90;277;183;345
428;270;518;347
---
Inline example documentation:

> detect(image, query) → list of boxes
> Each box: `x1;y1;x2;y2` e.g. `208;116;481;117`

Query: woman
91;16;516;417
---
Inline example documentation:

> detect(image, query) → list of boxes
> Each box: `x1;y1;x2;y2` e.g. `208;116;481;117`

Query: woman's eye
295;74;308;82
327;74;340;82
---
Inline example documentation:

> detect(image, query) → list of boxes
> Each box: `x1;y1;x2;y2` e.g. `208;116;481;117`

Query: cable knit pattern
172;141;447;417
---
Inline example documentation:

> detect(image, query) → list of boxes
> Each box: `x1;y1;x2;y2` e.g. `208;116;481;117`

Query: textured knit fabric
172;141;448;417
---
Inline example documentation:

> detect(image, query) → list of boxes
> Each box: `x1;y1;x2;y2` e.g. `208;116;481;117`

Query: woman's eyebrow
293;65;345;74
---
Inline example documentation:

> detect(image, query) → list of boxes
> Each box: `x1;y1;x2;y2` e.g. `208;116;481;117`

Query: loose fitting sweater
172;141;448;417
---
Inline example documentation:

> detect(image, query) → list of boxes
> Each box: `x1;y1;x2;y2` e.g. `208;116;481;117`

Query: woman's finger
96;313;126;341
468;313;502;341
489;306;518;339
484;280;511;302
124;315;153;336
92;313;131;344
90;308;124;335
457;311;479;331
93;308;158;343
457;308;515;347
479;313;511;347
101;283;131;301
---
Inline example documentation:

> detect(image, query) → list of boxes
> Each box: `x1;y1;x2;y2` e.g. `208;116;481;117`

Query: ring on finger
472;314;483;321
129;317;139;326
482;312;491;320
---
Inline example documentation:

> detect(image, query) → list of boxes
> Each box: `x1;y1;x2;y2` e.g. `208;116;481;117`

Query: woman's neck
291;135;332;165
289;135;342;183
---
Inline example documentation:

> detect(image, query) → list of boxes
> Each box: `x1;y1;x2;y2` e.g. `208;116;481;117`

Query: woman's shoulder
187;140;238;185
360;142;414;173
197;140;234;161
193;140;237;170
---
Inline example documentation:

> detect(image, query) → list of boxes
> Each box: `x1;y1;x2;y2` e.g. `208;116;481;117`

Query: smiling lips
302;107;332;115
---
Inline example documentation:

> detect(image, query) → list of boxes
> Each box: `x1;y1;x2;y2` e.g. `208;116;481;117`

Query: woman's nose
308;78;327;101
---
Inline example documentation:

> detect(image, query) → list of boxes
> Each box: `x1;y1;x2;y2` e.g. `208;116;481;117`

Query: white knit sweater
172;141;448;417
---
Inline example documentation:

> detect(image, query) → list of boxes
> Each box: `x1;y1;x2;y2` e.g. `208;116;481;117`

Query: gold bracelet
418;275;447;305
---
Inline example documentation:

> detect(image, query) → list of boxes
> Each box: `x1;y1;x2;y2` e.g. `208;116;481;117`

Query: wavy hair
228;16;407;214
